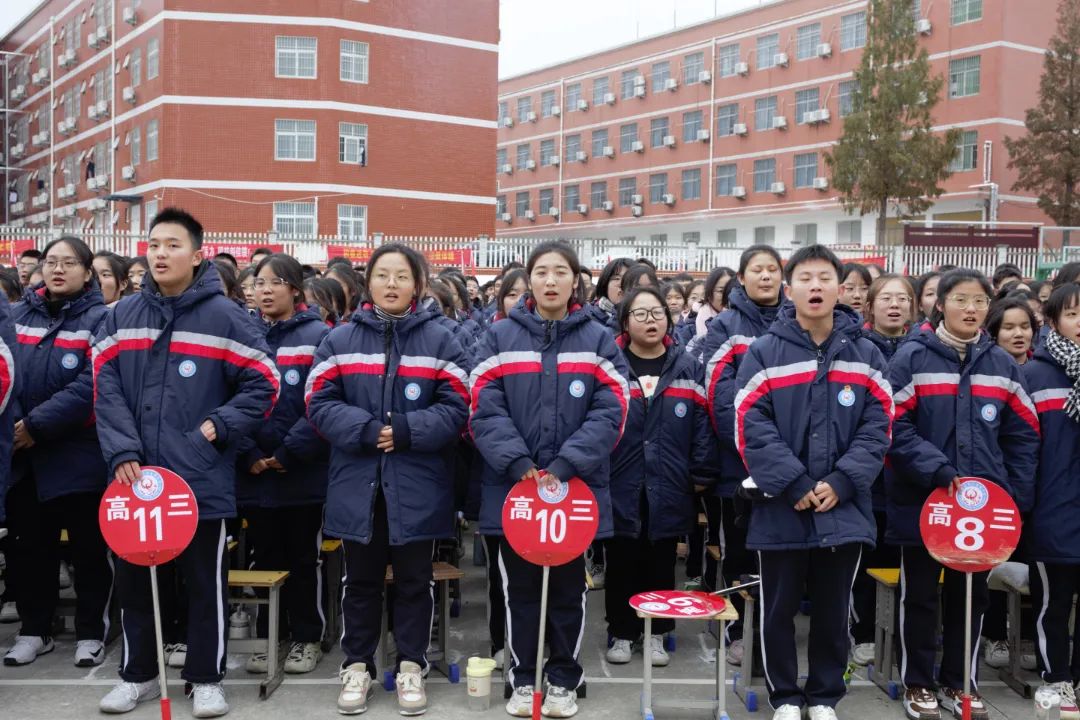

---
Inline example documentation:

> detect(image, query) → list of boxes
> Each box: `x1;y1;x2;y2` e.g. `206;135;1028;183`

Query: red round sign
502;476;599;566
629;590;727;619
919;476;1021;573
99;466;199;566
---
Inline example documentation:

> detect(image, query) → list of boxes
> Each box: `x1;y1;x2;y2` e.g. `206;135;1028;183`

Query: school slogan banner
0;238;37;264
325;245;473;268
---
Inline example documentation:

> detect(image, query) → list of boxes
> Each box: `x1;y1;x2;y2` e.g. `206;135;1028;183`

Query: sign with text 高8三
919;477;1021;573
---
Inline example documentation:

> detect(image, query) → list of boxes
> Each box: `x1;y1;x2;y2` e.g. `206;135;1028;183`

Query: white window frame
841;12;867;51
131;127;141;166
681;168;701;201
274;201;317;237
950;130;978;172
339;121;368;165
717;43;740;77
715;164;737;196
146;119;158;161
755;96;777;131
795;88;820;124
147;37;159;79
683;52;704;85
949;56;981;98
796;23;821;61
757;34;779;69
337;204;367;239
130;48;142;87
275;119;317;162
340;39;369;84
276;36;318;79
794;152;817;188
951;0;983;25
753;158;776;193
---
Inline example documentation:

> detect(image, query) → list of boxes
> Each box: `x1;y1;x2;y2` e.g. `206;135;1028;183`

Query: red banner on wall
135;242;284;264
325;245;473;268
0;239;37;265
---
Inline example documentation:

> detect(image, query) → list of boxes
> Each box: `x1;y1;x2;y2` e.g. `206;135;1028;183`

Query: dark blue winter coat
610;336;714;540
237;308;330;508
885;327;1040;546
13;284;109;501
735;305;893;551
1023;346;1080;563
92;262;281;520
305;304;470;546
699;284;789;497
861;323;916;512
469;297;630;538
0;295;17;522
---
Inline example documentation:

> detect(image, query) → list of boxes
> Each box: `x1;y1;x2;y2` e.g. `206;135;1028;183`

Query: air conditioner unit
732;186;747;199
770;181;786;195
32;192;47;207
524;158;536;170
603;92;616;105
85;176;97;190
57;186;68;199
817;43;833;58
602;145;615;158
664;77;678;92
576;99;589;111
123;6;138;25
11;201;24;214
630;194;644;205
633;75;646;87
88;31;100;48
524;209;536;220
10;143;25;158
812;177;829;191
575;150;588;162
95;99;108;116
526;111;537;122
500;212;512;222
631;206;643;217
697;129;710;142
631;140;644;153
601;200;614;212
774;52;789;68
915;18;932;35
551;105;561;117
633;86;646;99
59;49;75;67
11;84;26;101
548;155;561;166
500;163;512;174
803;110;820;125
501;116;514;128
122;86;136;104
735;62;749;76
64;182;75;195
96;174;110;190
733;123;748;136
772;115;788;130
698;70;712;84
576;203;588;214
122;165;136;181
88;104;99;120
816;108;831;124
34;69;49;85
663;135;676;148
33;130;49;146
661;193;675;206
95;27;109;44
548;207;560;217
90;198;107;211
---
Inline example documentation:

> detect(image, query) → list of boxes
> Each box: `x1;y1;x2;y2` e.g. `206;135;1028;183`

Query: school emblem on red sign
919;477;1021;573
502;476;599;566
99;467;199;566
629;590;727;619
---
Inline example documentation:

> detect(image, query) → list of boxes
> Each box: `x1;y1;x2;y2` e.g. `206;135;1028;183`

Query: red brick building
2;0;499;238
496;0;1055;251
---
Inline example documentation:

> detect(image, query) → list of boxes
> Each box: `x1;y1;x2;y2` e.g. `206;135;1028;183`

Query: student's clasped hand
793;481;838;512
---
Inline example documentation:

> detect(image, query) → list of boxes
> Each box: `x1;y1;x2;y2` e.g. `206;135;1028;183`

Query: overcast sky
1;0;766;78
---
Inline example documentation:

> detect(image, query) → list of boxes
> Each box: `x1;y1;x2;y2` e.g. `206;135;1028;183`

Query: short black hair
1044;283;1080;327
149;207;204;249
0;268;21;302
660;281;686;303
738;245;782;276
305;277;346;323
929;268;993;328
326;256;354;271
992;263;1024;288
213;252;238;268
250;247;274;260
784;245;844;284
19;248;42;261
42;235;94;274
617;286;672;335
526;240;581;277
496;268;528;318
986;295;1038;341
1054;262;1080;288
595;257;634;301
364;243;430;305
704;266;736;310
620;263;659;293
841;262;873;287
255;253;306;307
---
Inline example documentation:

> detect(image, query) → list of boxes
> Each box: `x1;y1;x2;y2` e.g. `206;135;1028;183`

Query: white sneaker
58;560;72;589
1020;640;1037;671
807;706;839;720
1042;681;1080;720
75;639;105;667
0;601;18;623
493;648;505;671
167;642;187;668
396;660;427;716
851;642;875;666
605;638;633;664
541;685;578;718
505;685;534;717
228;610;249;640
771;705;802;720
284;641;322;674
648;635;669;667
726;638;744;666
983;639;1009;668
245;652;267;674
99;679;160;713
3;634;54;666
192;683;229;718
338;662;372;715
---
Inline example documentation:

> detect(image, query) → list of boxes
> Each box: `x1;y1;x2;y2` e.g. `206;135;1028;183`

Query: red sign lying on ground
919;477;1021;573
502;476;599;567
136;241;284;264
325;244;473;268
98;466;199;566
629;590;727;619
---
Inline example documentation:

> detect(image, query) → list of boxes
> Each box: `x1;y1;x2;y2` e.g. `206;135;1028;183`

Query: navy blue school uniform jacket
13;284;109;501
1023;346;1080;563
237;308;330;508
735;305;893;551
92;262;281;520
469;297;630;539
609;336;715;540
862;324;916;512
305;303;470;546
699;284;789;496
0;295;16;521
885;327;1040;546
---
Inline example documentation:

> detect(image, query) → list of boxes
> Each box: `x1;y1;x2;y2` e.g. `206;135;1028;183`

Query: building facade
495;0;1054;256
2;0;498;238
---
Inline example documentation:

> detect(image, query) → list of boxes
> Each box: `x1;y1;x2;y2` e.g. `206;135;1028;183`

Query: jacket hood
909;322;993;362
351;301;441;335
140;260;224;312
508;295;591;338
727;282;788;329
265;306;323;337
24;281;105;317
768;301;864;350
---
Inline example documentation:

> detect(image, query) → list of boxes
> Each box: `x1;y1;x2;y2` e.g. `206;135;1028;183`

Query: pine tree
825;0;960;245
1004;0;1080;228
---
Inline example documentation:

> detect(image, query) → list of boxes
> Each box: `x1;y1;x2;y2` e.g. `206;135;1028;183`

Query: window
716;103;739;136
682;232;700;245
837;220;862;244
516;144;530;170
649;234;668;245
839;80;858;117
651;61;670;93
618;177;636;206
683;52;704;84
951;0;982;24
566;83;582;111
753;158;776;192
541;90;557;118
754;226;776;245
682;110;703;142
496;195;507;217
755;96;777;131
841;12;867;51
796;23;821;61
650;117;669;148
498;101;509;124
496;148;507;172
717;43;741;77
563;185;580;212
539;189;554;215
592;129;609;158
147;37;159;79
681;168;701;201
275;36;317;79
649;174;668;204
565;134;582;162
949;56;981;98
64;17;79;53
130;48;141;87
146;120;158;161
757;34;779;69
517;97;532;123
794;152;818;188
338;205;367;239
515;192;530;217
620;123;638;153
145;200;158;226
593;76;610;105
275;119;316;161
540;138;556;166
950;130;978;171
621;69;639;100
796;88;820;123
339;122;368;165
794;223;818;245
717;229;737;246
274;201;316;237
340;40;369;83
131;127;140;166
590;181;607;209
715;164;737;196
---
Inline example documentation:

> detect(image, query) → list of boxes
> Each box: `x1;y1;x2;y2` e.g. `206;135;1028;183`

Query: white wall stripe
153;178;495;206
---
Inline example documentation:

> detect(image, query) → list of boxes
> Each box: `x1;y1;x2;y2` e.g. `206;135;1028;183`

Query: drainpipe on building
110;3;117;228
557;79;564;228
707;38;717;212
47;16;55;235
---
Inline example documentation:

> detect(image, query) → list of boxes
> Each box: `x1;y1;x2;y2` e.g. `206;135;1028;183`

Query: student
240;254;330;676
3;236;107;669
0;291;15;621
915;272;941;323
306;244;470;717
988;297;1037;366
1023;283;1080;719
992;263;1024;294
93;251;131;306
887;269;1039;720
16;248;41;286
493;269;527;322
694;267;736;340
591;257;634;325
605;287;713;667
661;281;686;319
94;208;280;718
734;245;892;720
470;240;628;718
839;263;872;315
126;256;149;293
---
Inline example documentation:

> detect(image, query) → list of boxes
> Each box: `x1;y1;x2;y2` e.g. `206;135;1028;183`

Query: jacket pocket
185;428;221;469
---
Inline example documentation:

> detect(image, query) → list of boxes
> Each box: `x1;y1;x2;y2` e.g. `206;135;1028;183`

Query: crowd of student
0;206;1077;720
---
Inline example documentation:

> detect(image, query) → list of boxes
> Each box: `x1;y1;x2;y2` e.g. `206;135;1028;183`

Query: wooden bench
866;568;944;700
227;570;289;699
987;562;1035;698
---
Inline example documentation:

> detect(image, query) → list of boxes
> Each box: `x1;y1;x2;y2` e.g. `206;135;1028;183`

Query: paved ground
0;539;1039;720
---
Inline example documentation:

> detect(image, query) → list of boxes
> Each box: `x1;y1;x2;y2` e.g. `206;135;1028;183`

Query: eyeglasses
875;294;912;305
629;307;666;322
253;278;289;289
946;294;991;310
42;258;81;271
